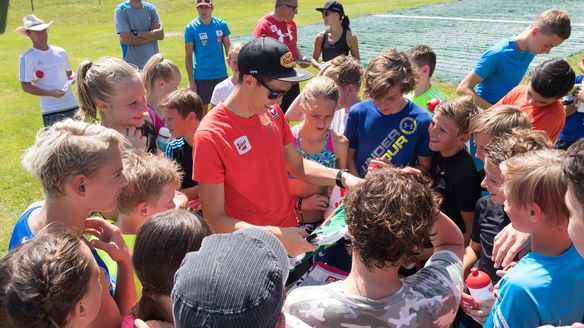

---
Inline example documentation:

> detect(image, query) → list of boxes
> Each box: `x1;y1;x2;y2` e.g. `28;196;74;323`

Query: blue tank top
292;125;336;168
9;205;115;295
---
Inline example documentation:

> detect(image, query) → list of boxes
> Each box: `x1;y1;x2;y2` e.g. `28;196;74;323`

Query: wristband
296;197;303;221
336;169;349;188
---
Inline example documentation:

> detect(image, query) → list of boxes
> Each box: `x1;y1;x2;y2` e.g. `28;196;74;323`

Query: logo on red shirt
234;136;252;155
268;107;279;120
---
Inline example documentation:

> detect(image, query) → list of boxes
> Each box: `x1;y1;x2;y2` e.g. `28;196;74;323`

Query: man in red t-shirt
254;0;310;112
192;37;362;257
492;58;575;143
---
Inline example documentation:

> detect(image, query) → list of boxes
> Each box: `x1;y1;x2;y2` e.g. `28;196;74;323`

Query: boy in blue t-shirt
345;49;433;177
185;0;231;108
483;149;584;328
457;10;570;109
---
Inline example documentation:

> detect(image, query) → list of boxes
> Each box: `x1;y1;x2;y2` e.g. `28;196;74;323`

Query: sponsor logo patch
234;136;252;155
280;52;295;68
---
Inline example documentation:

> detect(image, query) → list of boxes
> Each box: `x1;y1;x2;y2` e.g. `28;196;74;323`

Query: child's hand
84;218;131;264
576;86;584;102
301;194;329;212
492;224;530;268
123;125;147;150
462;293;496;325
495;261;516;278
174;190;189;209
134;318;173;328
269;226;319;257
367;157;392;175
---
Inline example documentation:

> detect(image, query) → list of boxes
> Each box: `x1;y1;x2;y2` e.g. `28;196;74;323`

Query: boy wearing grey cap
172;227;310;327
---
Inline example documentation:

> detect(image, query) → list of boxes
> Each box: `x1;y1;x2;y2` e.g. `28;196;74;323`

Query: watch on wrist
336;169;349;188
132;30;138;37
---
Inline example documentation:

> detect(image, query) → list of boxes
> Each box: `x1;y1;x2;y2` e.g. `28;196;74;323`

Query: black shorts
280;83;300;114
42;106;78;127
196;77;227;105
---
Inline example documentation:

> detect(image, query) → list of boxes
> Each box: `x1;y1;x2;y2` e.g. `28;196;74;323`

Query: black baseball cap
238;37;312;82
316;1;345;16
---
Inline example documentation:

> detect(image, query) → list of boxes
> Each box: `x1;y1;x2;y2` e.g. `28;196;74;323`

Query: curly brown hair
0;224;92;328
345;168;441;270
363;49;416;99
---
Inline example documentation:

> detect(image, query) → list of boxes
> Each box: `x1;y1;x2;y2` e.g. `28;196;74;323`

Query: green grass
2;0;581;254
0;0;455;254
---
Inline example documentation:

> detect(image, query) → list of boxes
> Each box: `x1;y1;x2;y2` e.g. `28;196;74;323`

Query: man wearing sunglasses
254;0;311;113
192;37;362;259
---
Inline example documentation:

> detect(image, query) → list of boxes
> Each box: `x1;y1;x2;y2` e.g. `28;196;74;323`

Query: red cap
196;0;213;7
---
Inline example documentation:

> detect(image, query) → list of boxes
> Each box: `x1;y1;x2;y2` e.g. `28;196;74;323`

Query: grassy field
1;0;581;254
0;0;454;253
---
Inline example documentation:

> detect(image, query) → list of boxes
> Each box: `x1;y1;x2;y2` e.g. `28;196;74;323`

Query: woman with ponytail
76;56;157;153
121;209;210;327
312;1;360;70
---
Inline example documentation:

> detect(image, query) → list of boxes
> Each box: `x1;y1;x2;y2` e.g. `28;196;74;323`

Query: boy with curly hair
284;168;464;327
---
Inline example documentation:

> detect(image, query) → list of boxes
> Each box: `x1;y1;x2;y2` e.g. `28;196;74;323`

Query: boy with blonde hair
469;105;532;162
484;149;584;327
162;89;205;200
116;150;182;238
324;55;363;134
465;130;551;282
428;96;481;244
345;49;433;177
458;10;571;109
8;119;134;326
459;129;551;326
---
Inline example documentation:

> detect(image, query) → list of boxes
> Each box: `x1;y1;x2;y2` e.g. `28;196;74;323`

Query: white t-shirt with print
210;77;235;106
19;45;78;114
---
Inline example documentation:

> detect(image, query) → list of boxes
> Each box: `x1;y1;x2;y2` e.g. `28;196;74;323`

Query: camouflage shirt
283;251;463;327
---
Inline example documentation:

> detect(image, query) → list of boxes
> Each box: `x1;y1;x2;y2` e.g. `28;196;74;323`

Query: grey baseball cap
172;227;289;328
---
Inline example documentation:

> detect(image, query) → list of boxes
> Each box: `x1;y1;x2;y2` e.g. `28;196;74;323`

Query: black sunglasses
283;4;298;14
254;76;291;100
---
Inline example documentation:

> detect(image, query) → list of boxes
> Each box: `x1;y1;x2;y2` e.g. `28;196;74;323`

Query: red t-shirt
254;14;300;60
192;103;298;228
493;85;566;142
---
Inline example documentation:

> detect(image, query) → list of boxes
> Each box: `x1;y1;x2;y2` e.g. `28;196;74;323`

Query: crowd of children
4;2;584;328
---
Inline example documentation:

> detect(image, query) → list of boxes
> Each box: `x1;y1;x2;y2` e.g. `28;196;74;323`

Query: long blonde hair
76;56;140;122
141;54;181;97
